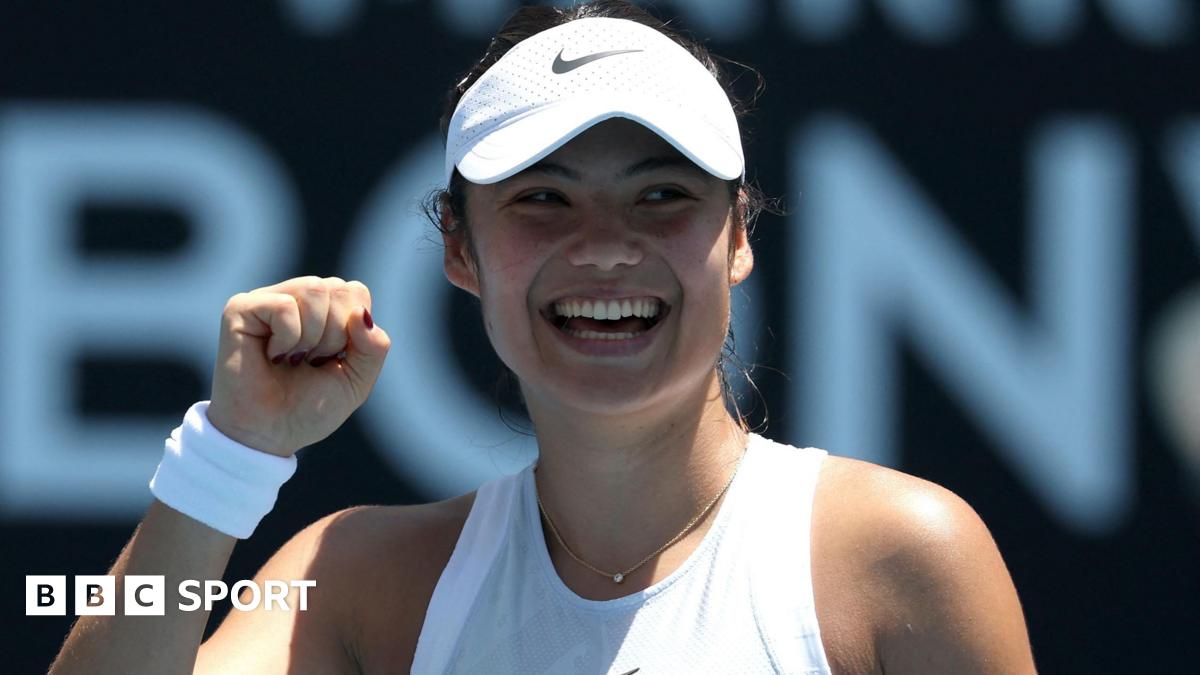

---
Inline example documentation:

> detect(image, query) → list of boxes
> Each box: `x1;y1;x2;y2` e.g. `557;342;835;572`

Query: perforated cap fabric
445;17;744;185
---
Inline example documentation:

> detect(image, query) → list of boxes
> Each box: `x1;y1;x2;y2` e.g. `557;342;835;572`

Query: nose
564;216;644;271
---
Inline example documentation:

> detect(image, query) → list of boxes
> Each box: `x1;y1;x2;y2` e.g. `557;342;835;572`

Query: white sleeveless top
411;433;833;674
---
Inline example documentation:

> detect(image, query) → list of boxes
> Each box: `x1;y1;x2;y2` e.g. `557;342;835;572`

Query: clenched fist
206;276;391;457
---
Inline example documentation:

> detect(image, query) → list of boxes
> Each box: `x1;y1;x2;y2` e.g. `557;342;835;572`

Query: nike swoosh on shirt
552;48;643;74
614;669;640;675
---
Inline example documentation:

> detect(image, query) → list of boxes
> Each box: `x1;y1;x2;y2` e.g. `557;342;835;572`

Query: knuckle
224;292;247;310
297;276;326;296
346;279;372;301
275;294;300;314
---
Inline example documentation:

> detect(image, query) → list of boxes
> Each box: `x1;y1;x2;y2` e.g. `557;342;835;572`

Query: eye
518;190;566;204
642;187;691;202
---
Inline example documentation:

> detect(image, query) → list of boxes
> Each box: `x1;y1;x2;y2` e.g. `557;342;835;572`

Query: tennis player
50;1;1036;673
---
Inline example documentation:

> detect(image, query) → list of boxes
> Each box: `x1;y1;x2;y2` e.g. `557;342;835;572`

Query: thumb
342;306;391;398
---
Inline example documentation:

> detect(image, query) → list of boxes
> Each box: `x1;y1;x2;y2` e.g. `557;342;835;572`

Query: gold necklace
533;447;748;584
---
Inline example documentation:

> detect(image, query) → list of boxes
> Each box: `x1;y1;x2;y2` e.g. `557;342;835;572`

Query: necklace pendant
612;572;625;584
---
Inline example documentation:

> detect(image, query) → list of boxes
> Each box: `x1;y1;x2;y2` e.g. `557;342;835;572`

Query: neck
523;372;750;579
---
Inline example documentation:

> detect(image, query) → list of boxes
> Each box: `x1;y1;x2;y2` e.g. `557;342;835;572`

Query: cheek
472;229;549;340
659;212;734;279
672;217;737;335
478;219;559;271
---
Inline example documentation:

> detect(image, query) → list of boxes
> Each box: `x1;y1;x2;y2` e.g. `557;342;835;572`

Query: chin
531;367;708;419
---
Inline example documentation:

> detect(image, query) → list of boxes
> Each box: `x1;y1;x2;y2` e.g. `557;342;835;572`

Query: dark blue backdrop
4;1;1199;672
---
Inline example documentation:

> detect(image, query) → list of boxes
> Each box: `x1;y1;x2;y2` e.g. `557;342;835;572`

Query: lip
541;303;671;357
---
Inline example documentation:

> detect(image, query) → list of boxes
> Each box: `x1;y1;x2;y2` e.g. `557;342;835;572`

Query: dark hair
424;0;775;434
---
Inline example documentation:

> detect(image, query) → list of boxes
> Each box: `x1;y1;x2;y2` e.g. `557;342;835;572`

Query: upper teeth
553;297;661;320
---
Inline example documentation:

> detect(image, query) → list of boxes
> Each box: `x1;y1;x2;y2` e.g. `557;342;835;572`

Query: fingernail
289;351;308;366
271;353;286;365
363;308;374;330
309;355;334;368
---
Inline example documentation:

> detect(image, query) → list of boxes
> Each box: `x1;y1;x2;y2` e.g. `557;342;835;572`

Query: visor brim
453;96;744;185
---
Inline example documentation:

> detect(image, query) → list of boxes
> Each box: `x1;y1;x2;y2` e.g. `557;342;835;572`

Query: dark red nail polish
271;353;286;365
309;355;334;368
289;351;307;366
363;308;374;330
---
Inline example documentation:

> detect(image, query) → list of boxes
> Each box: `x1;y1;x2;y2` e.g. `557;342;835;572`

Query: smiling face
442;118;754;419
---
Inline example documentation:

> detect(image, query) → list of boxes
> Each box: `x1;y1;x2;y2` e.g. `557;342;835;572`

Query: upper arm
868;479;1037;674
194;506;376;675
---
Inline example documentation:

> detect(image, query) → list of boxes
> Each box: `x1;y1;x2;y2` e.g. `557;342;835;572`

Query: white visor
445;17;744;186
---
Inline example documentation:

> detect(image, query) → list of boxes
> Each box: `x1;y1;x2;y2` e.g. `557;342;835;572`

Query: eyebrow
521;161;582;180
620;156;710;179
520;155;709;182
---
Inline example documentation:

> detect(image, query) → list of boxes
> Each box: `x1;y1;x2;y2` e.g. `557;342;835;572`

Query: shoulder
293;493;478;672
305;492;477;575
811;455;1036;674
269;491;476;594
200;492;477;674
814;454;990;560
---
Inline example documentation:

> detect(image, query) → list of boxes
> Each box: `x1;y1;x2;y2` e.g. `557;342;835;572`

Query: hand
205;276;391;457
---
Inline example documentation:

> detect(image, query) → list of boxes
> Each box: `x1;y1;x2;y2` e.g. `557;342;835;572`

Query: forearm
48;499;237;675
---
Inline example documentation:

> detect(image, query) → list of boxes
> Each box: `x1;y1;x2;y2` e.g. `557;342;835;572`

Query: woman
50;2;1036;673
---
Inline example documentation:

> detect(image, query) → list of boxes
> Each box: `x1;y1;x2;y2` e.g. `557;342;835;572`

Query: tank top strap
410;465;527;674
743;437;834;674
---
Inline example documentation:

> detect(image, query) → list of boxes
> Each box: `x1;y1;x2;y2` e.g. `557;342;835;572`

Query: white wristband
149;401;298;539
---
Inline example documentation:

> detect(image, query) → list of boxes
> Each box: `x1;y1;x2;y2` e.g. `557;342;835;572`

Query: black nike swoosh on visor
552;48;644;74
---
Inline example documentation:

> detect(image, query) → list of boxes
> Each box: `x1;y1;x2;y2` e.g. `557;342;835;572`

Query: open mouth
542;297;669;340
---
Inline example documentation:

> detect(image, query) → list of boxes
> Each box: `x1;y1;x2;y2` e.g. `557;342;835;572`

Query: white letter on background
790;115;1133;533
0;105;297;518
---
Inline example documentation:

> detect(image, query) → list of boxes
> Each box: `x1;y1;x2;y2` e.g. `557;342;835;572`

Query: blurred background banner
3;0;1197;671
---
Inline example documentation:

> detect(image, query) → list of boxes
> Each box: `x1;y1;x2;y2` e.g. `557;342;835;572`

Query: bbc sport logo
26;575;316;616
